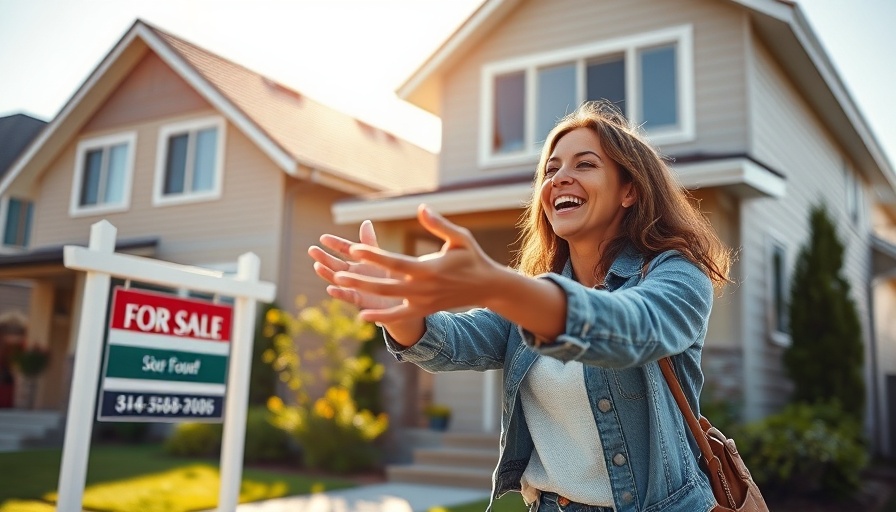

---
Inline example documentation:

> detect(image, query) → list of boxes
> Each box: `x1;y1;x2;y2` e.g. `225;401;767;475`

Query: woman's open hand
308;219;403;312
333;204;508;324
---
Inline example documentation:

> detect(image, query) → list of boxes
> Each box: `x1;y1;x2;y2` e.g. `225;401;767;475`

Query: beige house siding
437;0;750;186
29;54;287;282
742;33;873;420
83;52;209;132
873;280;896;456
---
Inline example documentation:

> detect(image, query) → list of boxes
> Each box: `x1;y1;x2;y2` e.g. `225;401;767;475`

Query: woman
309;100;731;512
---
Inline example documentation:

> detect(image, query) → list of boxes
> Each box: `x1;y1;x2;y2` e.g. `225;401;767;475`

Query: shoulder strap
659;357;714;463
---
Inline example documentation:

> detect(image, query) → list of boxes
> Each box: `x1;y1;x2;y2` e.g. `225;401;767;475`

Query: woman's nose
551;168;572;186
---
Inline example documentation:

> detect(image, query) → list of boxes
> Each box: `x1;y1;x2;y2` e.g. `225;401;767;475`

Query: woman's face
539;127;634;248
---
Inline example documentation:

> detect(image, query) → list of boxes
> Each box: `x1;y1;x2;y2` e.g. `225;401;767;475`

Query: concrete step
414;447;499;470
442;431;500;450
0;410;62;427
386;463;492;490
0;438;21;452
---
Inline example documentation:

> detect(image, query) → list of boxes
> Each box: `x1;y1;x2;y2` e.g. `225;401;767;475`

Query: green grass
438;494;527;512
0;443;356;511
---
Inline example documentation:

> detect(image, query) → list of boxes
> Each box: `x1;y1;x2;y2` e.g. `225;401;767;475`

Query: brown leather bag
660;357;769;512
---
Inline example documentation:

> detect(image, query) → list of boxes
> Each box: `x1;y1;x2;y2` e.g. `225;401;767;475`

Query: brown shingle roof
145;21;436;193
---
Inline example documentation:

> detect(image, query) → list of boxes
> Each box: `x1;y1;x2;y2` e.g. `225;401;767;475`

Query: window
70;132;135;216
154;117;225;205
768;240;790;345
481;25;694;167
845;166;863;227
1;197;33;248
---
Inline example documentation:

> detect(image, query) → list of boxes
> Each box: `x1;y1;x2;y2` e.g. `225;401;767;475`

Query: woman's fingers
319;234;356;261
417;204;473;248
348;244;426;276
359;219;378;247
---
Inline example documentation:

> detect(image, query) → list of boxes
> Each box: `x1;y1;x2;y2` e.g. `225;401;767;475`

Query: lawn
0;443;357;511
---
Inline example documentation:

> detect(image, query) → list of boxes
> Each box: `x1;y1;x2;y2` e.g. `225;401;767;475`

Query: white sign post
57;220;276;512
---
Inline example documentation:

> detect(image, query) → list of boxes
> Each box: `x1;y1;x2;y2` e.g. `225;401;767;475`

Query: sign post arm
217;252;261;511
57;221;116;512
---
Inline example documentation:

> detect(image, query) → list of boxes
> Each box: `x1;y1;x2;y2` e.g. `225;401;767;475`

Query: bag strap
659;357;715;464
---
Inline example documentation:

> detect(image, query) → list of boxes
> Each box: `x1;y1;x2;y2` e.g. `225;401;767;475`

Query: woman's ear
622;183;637;208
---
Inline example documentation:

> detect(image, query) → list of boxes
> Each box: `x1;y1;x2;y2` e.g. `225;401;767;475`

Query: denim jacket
384;245;717;512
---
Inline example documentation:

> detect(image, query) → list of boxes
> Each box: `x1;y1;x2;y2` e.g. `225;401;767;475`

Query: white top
519;355;615;508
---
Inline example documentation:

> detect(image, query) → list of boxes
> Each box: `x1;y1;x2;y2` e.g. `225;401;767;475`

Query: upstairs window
154;117;225;206
482;25;693;167
70;132;135;216
1;197;33;248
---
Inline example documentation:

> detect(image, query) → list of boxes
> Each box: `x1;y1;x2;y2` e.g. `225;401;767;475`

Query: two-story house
0;19;435;447
332;0;896;461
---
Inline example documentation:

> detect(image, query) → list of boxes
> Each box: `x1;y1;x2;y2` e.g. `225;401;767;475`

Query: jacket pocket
612;367;647;399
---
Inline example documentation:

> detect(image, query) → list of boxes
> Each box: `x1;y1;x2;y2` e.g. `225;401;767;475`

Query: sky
0;0;893;162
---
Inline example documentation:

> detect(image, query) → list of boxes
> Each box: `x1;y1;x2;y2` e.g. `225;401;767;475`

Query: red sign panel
110;287;233;343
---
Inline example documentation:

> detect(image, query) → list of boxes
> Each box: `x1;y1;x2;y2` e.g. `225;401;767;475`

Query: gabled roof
397;0;896;202
0;113;46;180
0;19;435;199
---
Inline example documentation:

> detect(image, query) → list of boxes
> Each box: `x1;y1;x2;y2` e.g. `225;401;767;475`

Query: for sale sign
97;287;233;422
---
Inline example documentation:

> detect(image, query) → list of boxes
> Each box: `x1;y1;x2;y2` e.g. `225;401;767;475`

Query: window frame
766;236;791;346
153;116;226;207
69;131;136;217
844;165;864;228
479;24;694;168
0;196;34;250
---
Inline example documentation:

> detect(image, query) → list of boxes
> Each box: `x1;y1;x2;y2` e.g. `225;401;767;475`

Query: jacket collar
561;243;645;289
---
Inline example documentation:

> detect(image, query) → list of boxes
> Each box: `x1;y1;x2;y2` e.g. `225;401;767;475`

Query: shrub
785;204;864;417
264;298;388;473
243;406;295;464
738;401;868;499
163;421;222;457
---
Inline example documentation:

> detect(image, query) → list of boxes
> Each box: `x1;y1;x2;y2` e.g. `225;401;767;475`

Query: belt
538;492;614;511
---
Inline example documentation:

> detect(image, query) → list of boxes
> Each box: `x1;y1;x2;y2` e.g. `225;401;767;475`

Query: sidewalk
230;483;492;512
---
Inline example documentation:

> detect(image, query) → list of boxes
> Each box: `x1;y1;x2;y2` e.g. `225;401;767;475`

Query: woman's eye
576;161;596;169
544;168;558;177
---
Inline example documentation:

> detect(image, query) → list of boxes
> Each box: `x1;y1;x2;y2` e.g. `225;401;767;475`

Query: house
0;18;436;443
332;0;896;460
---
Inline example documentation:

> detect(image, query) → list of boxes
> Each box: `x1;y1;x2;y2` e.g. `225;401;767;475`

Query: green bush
163;421;222;457
243;406;295;464
163;406;294;463
264;298;388;473
738;401;868;499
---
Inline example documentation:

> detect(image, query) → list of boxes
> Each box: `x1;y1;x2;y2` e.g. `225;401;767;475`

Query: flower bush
264;298;388;473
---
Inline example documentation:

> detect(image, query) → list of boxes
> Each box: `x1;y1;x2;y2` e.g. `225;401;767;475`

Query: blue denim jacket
385;245;716;512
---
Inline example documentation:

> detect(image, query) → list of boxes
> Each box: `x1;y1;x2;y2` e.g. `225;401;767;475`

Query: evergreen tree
783;204;864;417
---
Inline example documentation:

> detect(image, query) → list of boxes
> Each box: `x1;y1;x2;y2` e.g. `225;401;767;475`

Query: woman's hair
514;100;731;288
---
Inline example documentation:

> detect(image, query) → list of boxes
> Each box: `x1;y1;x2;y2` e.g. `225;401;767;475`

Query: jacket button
622;491;633;503
598;399;612;412
613;453;627;466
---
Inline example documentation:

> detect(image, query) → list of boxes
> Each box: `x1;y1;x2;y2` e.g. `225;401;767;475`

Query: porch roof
0;237;158;278
332;153;786;224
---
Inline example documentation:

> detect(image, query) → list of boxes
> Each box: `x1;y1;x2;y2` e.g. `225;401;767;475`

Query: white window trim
153;116;226;207
479;24;694;169
69;131;137;217
766;235;791;347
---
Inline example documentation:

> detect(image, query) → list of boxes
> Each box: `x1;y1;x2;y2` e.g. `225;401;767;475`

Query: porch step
386;430;499;490
0;410;63;452
386;464;493;489
414;447;499;470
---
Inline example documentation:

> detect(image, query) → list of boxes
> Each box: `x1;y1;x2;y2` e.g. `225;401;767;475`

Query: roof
396;0;896;203
0;113;46;179
0;19;436;199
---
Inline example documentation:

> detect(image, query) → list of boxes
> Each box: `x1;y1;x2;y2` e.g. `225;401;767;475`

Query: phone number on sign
114;394;216;416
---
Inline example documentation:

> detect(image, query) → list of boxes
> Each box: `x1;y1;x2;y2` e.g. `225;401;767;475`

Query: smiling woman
309;100;734;511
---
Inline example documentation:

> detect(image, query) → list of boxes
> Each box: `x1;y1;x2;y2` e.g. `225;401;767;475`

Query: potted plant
12;342;49;409
13;343;50;377
424;404;451;431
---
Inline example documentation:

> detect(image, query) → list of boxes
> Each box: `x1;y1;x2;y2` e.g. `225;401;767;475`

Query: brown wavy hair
514;100;731;289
